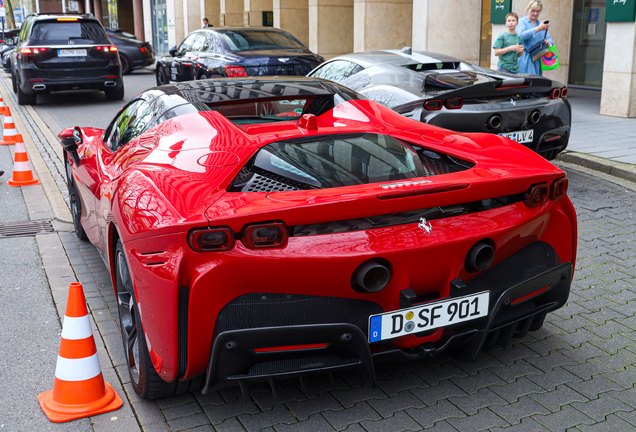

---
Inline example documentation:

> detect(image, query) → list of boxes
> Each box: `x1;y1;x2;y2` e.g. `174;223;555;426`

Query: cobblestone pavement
52;167;636;432
2;69;635;431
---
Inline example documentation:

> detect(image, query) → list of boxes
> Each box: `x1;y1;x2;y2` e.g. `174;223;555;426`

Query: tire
156;67;167;86
120;55;131;75
65;157;88;241
11;71;17;93
115;240;202;399
17;79;36;105
105;83;125;101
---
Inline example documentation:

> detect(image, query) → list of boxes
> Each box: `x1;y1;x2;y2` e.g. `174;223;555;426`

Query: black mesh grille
178;286;190;376
244;173;301;192
248;356;352;375
467;241;561;296
413;148;475;177
214;293;384;338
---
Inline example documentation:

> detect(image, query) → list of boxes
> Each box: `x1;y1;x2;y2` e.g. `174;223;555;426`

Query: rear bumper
19;66;122;94
421;98;571;159
200;241;572;394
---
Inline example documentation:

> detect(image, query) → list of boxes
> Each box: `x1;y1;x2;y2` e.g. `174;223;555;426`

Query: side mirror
61;127;82;166
73;126;83;145
169;46;177;57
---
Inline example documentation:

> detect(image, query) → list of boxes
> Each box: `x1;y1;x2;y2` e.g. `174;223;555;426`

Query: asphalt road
33;66;157;133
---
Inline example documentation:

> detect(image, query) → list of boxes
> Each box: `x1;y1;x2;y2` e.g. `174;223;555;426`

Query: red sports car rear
59;78;577;399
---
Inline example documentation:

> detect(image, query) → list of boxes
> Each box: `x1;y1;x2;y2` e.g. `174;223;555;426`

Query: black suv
12;13;124;105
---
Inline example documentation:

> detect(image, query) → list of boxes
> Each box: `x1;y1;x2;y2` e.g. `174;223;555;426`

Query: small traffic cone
38;282;123;423
0;93;6;116
0;106;17;145
7;134;40;187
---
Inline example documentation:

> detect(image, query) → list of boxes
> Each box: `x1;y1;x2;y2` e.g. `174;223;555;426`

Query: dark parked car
12;13;124;105
156;27;324;85
3;48;15;73
308;49;571;160
0;29;19;56
1;30;19;73
105;27;155;75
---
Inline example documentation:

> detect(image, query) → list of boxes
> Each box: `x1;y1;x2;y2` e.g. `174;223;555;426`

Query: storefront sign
262;11;273;27
606;0;636;22
491;0;512;24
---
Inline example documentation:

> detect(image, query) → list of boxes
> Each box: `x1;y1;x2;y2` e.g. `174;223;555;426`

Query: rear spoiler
393;76;559;114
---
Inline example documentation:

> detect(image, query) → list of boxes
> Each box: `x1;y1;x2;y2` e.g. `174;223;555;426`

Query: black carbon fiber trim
178;286;190;376
214;294;384;339
248;355;351;375
466;241;561;297
290;195;522;236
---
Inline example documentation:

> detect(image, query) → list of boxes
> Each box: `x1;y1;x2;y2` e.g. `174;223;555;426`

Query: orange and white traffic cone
38;282;123;423
0;93;6;116
7;134;40;187
0;106;17;145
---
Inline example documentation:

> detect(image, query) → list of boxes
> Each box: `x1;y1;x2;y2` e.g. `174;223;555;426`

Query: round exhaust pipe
465;241;495;273
486;114;502;130
351;259;392;293
528;110;541;125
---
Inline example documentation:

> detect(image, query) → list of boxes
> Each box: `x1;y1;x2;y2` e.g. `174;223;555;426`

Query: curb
0;76;72;223
557;150;636;184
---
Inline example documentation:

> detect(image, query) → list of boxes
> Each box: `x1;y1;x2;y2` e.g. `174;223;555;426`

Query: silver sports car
308;48;570;160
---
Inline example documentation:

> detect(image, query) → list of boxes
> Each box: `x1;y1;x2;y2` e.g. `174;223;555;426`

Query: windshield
30;21;109;44
217;30;305;51
212;98;311;124
230;133;425;191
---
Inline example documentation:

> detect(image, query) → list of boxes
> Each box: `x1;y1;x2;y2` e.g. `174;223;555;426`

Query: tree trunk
5;0;16;30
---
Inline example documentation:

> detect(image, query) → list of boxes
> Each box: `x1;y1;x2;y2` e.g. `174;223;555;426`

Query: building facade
21;0;636;117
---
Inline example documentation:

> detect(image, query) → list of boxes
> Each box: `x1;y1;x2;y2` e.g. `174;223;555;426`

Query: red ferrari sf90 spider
59;77;577;399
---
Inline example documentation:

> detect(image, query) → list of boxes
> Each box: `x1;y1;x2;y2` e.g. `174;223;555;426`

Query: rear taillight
242;222;288;249
560;87;568;97
424;99;443;111
524;183;549;207
224;65;248;77
20;47;48;55
445;97;463;109
548;88;561;99
549;177;568;200
96;46;118;52
188;227;234;252
139;47;148;53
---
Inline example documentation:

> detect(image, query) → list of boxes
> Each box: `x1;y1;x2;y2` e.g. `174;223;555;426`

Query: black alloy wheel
120;55;131;75
105;82;125;101
156;67;167;86
11;71;17;93
16;77;36;105
65;157;88;241
116;242;143;388
115;240;203;399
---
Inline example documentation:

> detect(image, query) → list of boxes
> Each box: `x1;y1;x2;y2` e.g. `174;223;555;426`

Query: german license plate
58;49;87;57
499;129;534;144
368;291;490;343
